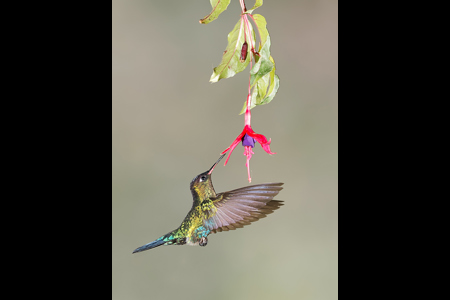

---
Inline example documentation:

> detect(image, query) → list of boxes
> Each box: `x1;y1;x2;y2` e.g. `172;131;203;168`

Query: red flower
221;125;275;182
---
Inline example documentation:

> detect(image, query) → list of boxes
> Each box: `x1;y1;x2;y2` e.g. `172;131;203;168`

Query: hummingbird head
190;154;225;200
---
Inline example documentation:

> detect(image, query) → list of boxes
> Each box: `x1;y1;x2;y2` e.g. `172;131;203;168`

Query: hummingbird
132;154;284;253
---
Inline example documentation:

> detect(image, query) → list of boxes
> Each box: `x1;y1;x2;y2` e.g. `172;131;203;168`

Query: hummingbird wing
203;183;284;233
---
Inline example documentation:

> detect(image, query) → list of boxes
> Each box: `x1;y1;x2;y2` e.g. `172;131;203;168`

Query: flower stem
239;0;253;128
245;55;252;127
239;0;246;13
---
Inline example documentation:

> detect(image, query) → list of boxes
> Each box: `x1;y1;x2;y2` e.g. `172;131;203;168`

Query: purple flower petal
242;133;256;148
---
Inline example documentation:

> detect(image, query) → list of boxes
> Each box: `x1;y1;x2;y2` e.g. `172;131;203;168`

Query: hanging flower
221;125;275;182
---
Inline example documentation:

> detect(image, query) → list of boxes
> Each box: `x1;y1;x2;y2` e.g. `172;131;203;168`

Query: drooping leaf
245;0;263;14
200;0;231;24
251;14;269;51
250;35;273;87
256;72;270;100
210;18;254;83
260;58;280;105
239;56;280;114
260;74;280;105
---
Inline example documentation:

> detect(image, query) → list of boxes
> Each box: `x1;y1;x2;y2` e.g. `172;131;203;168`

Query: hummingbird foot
199;237;208;247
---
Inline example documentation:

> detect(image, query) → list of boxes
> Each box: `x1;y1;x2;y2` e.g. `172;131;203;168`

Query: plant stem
245;57;252;126
239;0;246;13
239;0;254;127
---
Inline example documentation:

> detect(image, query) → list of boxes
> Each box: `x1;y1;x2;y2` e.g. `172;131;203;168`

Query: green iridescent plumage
132;154;284;253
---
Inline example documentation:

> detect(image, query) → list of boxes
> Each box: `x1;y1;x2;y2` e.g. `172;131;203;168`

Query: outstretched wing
203;183;284;233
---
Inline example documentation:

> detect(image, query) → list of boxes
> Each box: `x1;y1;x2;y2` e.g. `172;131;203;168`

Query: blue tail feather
132;238;166;253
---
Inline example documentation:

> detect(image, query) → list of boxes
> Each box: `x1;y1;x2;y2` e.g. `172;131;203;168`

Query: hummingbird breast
180;205;212;246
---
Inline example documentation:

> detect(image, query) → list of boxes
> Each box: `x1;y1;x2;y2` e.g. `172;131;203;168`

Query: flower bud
240;42;248;62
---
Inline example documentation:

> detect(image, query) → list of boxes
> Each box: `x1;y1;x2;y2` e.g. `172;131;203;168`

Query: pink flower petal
261;138;276;155
246;129;276;155
221;130;247;165
221;125;275;174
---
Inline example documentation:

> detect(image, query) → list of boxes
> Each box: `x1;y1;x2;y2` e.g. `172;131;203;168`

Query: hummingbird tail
132;238;166;253
132;230;186;253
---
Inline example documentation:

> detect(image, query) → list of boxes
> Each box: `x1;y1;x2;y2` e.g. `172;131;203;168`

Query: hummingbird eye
199;175;207;182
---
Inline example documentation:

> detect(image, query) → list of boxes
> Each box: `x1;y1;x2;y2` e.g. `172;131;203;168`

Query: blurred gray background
112;0;338;299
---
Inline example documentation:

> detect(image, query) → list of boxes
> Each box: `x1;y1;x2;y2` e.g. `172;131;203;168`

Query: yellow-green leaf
260;74;279;105
210;18;254;83
260;56;279;104
199;0;231;24
239;56;280;114
245;0;263;14
250;35;273;87
251;14;269;51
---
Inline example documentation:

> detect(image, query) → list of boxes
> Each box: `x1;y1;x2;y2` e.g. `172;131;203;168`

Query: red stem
245;51;252;127
239;0;254;127
239;0;246;13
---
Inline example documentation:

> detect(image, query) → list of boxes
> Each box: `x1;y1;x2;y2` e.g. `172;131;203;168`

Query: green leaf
250;35;273;87
239;56;280;114
210;18;253;83
245;0;263;14
261;71;280;105
261;56;280;103
251;14;269;51
199;0;231;24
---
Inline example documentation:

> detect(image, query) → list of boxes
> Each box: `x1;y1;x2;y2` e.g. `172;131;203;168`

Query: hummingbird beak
208;153;226;175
